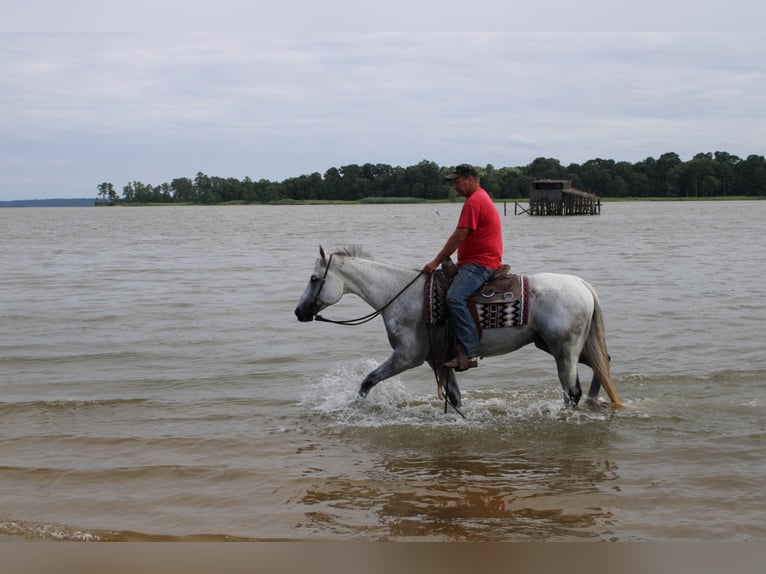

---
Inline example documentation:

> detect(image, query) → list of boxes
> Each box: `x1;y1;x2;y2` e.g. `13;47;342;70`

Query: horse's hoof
562;392;580;408
585;397;610;410
447;392;461;409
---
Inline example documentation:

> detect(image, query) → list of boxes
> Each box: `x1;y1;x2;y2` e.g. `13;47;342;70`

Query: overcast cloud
2;3;765;199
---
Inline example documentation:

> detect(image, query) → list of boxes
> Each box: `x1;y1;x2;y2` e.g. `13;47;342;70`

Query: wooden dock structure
515;180;601;216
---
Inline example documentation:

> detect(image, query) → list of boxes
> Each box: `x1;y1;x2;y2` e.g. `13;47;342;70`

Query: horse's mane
334;245;373;259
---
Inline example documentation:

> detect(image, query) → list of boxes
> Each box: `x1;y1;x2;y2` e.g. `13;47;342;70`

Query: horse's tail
583;282;623;408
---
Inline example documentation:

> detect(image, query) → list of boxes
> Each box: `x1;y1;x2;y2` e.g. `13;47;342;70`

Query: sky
2;1;765;200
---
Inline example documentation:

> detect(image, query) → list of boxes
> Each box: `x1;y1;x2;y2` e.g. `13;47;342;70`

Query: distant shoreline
1;196;763;208
0;198;95;208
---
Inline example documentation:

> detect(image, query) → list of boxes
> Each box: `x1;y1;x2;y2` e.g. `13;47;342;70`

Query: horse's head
294;246;345;322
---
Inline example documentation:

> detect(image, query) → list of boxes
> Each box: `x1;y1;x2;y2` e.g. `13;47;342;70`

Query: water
0;201;764;541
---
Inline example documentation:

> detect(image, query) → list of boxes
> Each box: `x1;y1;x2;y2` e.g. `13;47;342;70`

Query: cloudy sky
2;2;764;200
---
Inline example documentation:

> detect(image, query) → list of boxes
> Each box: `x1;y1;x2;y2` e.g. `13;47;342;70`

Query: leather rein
312;253;424;326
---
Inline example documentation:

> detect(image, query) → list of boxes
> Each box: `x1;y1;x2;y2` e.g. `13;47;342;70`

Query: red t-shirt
456;187;503;269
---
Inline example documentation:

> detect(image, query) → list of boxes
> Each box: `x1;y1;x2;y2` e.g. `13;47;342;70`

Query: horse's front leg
426;360;462;408
358;351;422;398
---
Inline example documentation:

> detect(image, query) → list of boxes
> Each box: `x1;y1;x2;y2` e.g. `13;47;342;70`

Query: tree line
97;151;766;205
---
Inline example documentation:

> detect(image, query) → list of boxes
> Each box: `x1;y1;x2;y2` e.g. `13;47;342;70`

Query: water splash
300;359;617;428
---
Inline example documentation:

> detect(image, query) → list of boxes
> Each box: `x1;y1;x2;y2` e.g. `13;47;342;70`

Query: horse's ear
319;245;327;263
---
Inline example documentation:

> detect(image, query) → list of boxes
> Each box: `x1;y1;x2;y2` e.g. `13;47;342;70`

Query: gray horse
295;246;622;410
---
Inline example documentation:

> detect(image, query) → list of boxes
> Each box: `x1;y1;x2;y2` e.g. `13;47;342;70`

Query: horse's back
527;272;594;300
528;271;588;286
526;272;596;330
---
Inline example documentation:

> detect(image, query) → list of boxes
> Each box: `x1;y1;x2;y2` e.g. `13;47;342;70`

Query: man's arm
422;227;470;273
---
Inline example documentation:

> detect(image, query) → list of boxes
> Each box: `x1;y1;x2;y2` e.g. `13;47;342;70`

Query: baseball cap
444;163;479;180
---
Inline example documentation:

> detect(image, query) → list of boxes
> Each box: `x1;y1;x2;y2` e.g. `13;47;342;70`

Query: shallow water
0;201;764;540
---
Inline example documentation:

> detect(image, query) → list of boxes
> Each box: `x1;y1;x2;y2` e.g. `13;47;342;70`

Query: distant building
526;180;601;216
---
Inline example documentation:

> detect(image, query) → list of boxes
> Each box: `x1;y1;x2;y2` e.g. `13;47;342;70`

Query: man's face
452;175;473;197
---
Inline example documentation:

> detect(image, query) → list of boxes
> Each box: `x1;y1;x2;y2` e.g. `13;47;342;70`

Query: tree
338;164;366;200
130;181;154;203
171;177;196;202
713;151;740;196
525;157;566;180
577;158;615;196
682;153;718;197
121;182;135;202
734;155;766;196
96;182;114;203
484;166;523;199
156;182;170;202
194;172;221;204
655;152;683;196
405;160;442;199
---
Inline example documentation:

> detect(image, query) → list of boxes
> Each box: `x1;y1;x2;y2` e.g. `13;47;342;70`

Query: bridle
310;253;423;326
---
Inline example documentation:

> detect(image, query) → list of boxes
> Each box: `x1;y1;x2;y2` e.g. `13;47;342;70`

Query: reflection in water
299;420;620;541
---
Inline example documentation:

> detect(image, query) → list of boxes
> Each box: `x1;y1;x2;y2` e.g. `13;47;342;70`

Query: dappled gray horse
295;246;622;410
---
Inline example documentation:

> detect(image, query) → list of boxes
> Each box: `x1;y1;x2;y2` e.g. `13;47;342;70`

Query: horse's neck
339;257;416;309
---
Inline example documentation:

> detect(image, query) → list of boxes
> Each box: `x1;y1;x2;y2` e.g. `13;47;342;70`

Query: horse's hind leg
554;354;582;407
585;377;602;405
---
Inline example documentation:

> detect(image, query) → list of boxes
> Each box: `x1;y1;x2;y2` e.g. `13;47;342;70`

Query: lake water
0;201;764;541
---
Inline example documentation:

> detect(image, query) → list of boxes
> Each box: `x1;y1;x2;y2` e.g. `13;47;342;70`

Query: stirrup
444;355;479;372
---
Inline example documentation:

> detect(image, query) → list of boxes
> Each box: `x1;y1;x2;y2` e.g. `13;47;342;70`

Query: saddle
469;264;516;304
425;260;529;330
424;260;530;397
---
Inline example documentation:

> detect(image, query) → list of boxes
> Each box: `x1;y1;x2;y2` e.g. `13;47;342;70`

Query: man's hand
422;260;440;274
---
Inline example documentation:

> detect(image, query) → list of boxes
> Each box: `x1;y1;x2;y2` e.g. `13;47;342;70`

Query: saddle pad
424;269;450;325
424;271;530;328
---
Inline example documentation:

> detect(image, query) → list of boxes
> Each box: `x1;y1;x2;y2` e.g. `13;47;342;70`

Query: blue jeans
445;263;495;357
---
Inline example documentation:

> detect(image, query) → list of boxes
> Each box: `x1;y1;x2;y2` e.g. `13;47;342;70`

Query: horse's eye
310;275;318;282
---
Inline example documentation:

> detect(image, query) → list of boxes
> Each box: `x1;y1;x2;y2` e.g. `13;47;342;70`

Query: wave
0;397;151;416
0;518;263;541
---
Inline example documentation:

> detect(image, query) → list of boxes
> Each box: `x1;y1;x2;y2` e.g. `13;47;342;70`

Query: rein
313;254;424;326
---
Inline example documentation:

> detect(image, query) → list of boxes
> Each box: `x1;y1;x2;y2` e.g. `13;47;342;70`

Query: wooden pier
515;180;601;216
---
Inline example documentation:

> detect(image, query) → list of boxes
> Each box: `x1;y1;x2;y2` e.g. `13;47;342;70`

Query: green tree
158;182;171;202
734;155;766;196
713;151;740;196
96;182;114;203
171;177;196;202
406;160;442;199
124;181;154;203
577;158;615;196
338;164;369;200
194;172;221;204
121;182;134;202
655;152;682;196
684;153;719;197
252;178;281;202
525;157;566;180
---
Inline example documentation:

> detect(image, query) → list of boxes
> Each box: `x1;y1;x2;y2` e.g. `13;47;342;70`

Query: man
423;163;503;371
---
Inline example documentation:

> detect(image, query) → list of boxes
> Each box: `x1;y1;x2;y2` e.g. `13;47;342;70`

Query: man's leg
445;263;495;365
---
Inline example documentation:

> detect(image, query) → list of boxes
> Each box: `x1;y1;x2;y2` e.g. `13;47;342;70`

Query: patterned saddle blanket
424;264;530;329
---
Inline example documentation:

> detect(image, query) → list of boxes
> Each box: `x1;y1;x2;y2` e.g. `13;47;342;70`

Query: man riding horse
422;164;504;372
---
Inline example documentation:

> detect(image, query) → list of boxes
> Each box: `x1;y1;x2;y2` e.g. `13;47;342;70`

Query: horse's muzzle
294;306;315;322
